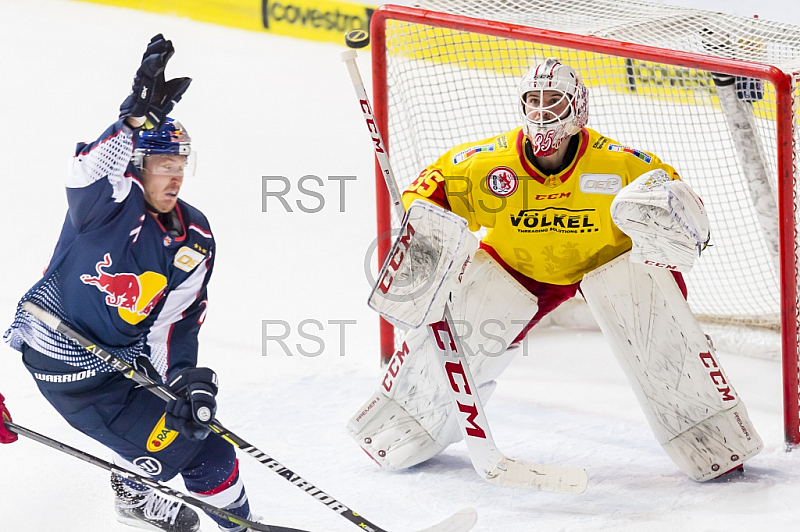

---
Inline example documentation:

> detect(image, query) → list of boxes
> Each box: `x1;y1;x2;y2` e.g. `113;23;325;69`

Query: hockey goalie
346;58;763;483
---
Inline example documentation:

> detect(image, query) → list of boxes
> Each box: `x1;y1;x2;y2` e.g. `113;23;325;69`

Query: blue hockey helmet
132;117;192;171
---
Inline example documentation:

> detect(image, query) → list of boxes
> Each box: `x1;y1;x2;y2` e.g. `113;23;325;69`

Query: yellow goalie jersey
403;126;681;285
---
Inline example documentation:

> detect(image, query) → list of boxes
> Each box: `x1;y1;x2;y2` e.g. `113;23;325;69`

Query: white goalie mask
518;58;589;156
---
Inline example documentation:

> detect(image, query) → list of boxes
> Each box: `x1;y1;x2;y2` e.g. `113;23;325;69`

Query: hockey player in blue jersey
4;35;256;532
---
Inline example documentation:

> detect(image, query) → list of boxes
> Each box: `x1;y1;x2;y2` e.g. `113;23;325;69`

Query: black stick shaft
21;301;390;532
4;421;310;532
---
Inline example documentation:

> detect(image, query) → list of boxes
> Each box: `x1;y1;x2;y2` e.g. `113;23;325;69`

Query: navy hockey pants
21;344;236;488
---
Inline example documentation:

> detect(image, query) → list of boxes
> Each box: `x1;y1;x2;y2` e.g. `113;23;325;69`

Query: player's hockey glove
119;34;192;129
0;393;18;444
165;367;218;441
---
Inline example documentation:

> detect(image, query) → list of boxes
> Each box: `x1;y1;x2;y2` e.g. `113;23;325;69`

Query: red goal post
369;3;800;445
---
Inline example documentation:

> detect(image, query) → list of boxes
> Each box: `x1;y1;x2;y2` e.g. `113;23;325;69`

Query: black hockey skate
112;474;200;532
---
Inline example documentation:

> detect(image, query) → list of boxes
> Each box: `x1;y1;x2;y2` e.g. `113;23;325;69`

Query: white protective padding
610;169;710;272
581;252;763;481
347;249;539;470
368;199;479;329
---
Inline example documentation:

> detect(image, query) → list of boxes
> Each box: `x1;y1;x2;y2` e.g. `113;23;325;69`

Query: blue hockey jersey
4;119;215;379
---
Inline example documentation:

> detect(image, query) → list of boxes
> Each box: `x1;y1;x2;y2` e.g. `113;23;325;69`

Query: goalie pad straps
611;169;710;272
581;252;763;481
347;249;538;470
368;200;479;329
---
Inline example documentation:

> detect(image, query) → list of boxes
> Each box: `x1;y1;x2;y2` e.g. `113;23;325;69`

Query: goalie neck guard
518;58;588;157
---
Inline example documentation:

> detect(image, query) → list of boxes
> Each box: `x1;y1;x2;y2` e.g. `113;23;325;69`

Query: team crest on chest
486;167;518;197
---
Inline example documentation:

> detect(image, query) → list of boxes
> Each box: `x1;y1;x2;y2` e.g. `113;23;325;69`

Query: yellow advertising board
77;0;376;45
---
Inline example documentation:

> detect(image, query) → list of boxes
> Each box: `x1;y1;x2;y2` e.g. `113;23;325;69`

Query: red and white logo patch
486;167;518;197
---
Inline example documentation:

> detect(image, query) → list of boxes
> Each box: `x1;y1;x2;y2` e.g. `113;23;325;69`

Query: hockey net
369;1;800;445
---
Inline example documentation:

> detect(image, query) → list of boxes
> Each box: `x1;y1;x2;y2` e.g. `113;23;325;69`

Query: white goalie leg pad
581;252;763;481
368;199;479;329
347;378;498;470
347;249;538;470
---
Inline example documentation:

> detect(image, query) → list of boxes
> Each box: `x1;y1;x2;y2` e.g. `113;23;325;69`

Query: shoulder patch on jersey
579;173;623;195
174;246;206;273
607;144;653;164
592;136;608;149
486;167;518;197
452;143;495;165
495;135;508;149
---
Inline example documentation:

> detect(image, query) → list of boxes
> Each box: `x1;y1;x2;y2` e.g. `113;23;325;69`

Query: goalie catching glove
611;169;710;272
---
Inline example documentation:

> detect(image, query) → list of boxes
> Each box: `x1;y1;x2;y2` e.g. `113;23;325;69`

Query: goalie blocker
351;202;539;470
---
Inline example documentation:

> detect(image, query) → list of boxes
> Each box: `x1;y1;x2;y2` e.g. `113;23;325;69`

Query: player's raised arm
66;34;191;233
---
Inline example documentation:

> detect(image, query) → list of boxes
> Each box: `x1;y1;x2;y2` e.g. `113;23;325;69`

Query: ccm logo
429;319;487;439
382;342;409;393
699;351;736;402
377;223;415;293
643;259;679;270
360;99;385;154
579;173;622;194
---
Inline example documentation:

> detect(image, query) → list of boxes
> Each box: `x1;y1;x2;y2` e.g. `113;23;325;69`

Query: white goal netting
371;0;800;441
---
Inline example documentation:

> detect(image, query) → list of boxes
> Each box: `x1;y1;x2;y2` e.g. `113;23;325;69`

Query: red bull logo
80;253;167;325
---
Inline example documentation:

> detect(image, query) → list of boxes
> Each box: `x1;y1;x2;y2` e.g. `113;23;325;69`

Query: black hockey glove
119;34;192;129
165;367;218;441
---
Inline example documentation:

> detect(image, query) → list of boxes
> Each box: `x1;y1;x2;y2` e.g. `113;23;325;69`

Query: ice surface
1;1;799;531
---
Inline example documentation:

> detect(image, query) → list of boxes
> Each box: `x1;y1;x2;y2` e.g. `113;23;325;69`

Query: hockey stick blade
486;456;588;494
5;421;309;532
411;507;477;532
21;301;477;531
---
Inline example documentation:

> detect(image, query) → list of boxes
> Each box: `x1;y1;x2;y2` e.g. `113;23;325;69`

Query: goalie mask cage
369;1;800;446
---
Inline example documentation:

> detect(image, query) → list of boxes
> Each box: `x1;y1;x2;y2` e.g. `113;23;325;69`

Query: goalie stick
4;421;300;532
20;302;477;532
341;50;589;494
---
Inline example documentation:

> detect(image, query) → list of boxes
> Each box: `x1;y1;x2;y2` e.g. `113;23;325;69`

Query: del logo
579;173;622;195
510;207;599;233
147;414;178;453
80;253;167;325
174;246;205;273
486;167;518;197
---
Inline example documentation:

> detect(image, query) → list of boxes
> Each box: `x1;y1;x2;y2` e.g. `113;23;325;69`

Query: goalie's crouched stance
348;173;762;481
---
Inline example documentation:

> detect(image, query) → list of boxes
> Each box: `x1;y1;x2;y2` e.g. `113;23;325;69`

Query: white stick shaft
341;50;587;493
340;50;405;220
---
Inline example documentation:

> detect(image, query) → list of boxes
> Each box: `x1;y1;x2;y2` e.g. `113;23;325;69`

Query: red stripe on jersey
196;460;240;496
149;204;187;241
188;224;212;238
